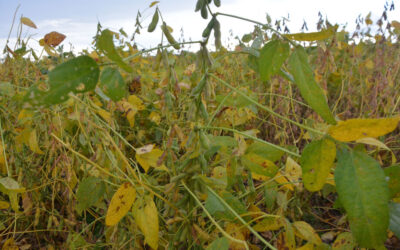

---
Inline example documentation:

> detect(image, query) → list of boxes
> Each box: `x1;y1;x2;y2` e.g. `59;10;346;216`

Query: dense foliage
1;1;400;249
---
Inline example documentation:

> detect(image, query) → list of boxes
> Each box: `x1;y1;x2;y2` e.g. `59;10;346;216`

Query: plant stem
208;73;325;136
202;126;300;158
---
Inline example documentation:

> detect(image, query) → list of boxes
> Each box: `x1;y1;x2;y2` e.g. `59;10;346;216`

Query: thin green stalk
206;186;277;250
208;73;325;136
181;181;249;249
202;126;300;158
122;40;203;62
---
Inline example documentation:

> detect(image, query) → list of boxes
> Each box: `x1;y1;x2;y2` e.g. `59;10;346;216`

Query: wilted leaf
105;182;136;226
328;117;400;142
301;138;336;191
284;157;302;184
135;146;166;172
149;1;159;7
0;177;25;212
253;216;283;231
20;17;37;29
132;195;159;249
288;46;336;125
332;232;355;250
44;31;66;47
335;148;389;248
0;201;9;209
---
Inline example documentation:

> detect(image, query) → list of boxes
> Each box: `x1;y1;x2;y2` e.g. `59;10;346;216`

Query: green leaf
389;202;400;238
288;46;336;125
258;40;290;81
300;138;336;192
206;237;229;250
26;56;99;105
76;177;105;213
96;29;132;72
100;67;126;101
205;190;247;221
384;165;400;198
245;141;285;162
335;148;389;248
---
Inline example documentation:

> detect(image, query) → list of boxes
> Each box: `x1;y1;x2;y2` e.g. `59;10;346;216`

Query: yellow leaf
285;157;302;190
43;44;58;57
136;146;166;172
284;25;338;41
128;95;145;110
132;195;159;249
149;111;161;125
96;108;112;123
253;217;283;231
225;222;247;250
0;200;10;209
296;242;316;250
149;1;159;7
332;232;355;250
17;109;34;125
392;20;400;30
274;172;294;191
292;221;322;245
29;129;44;154
2;237;18;250
105;182;136;226
136;144;154;154
20;17;37;29
328;117;400;142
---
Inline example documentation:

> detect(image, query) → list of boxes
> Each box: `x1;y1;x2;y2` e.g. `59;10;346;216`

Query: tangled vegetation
1;0;400;249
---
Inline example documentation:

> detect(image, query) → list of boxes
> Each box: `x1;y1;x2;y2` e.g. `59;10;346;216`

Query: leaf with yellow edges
284;25;337;41
132;195;159;249
136;144;167;172
105;182;136;226
328;117;400;142
20;17;37;29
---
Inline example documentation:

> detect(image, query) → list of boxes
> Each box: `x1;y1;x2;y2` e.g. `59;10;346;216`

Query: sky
0;0;398;55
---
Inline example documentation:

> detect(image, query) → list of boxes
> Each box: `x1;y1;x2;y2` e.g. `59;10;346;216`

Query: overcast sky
0;0;398;54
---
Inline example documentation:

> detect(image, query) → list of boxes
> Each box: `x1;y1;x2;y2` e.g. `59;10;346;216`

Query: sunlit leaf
288;46;336;124
105;182;136;226
20;17;37;29
335;148;389;248
301;138;336;192
328;117;400;142
132;195;159;249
